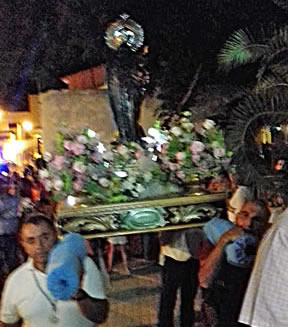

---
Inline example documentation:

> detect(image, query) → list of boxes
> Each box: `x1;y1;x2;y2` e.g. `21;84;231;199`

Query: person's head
0;178;11;196
19;215;57;271
23;167;34;181
205;173;231;193
36;198;55;222
235;200;270;236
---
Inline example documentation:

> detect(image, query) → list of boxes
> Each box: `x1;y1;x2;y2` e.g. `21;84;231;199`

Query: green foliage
218;29;265;70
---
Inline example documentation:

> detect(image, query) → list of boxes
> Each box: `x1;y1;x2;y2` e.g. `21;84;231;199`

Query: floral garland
39;113;232;204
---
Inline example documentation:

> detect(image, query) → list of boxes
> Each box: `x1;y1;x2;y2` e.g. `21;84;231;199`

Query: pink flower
191;154;201;163
73;179;83;192
91;152;101;162
52;155;65;170
190;141;205;154
71;142;85;156
161;143;167;155
134;151;143;159
117;145;129;156
176;170;185;180
168;163;178;171
72;161;86;174
213;147;225;158
64;140;73;151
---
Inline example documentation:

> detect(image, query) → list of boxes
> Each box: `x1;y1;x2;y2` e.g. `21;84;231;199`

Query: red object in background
60;66;106;90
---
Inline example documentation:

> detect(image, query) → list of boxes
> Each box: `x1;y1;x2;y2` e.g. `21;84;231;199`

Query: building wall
39;89;161;153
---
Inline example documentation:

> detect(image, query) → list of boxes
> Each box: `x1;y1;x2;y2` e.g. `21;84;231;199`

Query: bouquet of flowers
149;112;233;185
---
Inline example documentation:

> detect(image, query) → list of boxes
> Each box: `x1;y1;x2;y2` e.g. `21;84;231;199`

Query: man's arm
199;226;243;287
73;289;109;324
2;321;22;327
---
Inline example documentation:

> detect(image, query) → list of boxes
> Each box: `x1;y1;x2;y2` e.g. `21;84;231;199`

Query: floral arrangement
39;113;232;205
39;129;168;204
148;111;233;185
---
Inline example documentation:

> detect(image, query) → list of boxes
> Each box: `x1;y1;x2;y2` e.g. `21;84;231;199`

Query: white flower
38;169;49;179
43;152;53;162
182;111;192;117
148;127;161;138
176;152;186;161
114;171;128;178
53;179;64;191
211;141;220;148
181;122;194;131
135;183;145;193
76;135;88;144
99;178;110;188
122;180;134;190
171;126;182;137
203;119;216;130
44;180;53;192
127;176;136;184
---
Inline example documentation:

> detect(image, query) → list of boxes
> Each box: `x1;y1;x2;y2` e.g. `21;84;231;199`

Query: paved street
103;261;161;327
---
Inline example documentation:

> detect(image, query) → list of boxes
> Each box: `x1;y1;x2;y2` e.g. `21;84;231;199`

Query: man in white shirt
158;229;202;327
1;214;109;327
239;207;288;327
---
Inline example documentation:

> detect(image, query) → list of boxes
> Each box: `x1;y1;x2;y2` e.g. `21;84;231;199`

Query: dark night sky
0;0;287;109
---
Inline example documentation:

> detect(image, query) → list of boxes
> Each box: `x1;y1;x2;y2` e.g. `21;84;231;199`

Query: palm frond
218;29;266;71
272;0;288;11
255;62;288;91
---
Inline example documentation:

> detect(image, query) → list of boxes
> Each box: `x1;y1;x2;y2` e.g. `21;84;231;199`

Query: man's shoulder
83;255;98;270
276;209;288;228
6;261;32;282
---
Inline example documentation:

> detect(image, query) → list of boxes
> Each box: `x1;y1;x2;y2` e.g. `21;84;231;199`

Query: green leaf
84;181;102;195
62;171;73;193
218;29;264;70
56;132;65;154
166;137;183;158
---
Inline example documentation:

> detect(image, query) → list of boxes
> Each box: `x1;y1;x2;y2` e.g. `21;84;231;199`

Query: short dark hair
247;200;271;236
253;199;270;223
19;214;57;236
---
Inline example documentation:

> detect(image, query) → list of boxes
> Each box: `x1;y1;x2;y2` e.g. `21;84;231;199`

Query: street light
22;121;33;131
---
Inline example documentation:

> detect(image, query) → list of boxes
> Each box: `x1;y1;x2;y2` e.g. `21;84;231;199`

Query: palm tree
218;25;288;93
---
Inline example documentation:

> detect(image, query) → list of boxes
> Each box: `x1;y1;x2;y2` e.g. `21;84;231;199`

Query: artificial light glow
3;140;25;162
9;132;16;140
66;196;76;206
1;171;8;177
0;111;3;120
22;121;33;131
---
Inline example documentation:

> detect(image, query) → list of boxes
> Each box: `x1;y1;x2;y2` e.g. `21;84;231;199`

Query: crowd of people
1;163;288;326
0;163;57;293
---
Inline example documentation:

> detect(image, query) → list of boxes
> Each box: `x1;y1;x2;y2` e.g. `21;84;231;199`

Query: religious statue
105;14;149;143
